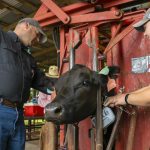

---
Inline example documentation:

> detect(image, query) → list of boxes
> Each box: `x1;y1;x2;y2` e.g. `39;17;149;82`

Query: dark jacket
0;29;56;104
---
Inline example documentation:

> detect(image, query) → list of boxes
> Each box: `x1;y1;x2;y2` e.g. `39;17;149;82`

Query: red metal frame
34;0;149;150
34;0;145;26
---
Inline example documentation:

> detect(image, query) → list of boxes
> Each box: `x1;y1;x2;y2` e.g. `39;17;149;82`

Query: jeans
0;103;25;150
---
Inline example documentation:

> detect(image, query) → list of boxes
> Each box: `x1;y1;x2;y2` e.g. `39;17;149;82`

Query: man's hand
107;78;117;92
104;94;126;107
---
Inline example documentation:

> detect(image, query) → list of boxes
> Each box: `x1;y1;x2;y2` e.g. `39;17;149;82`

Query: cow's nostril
54;106;62;115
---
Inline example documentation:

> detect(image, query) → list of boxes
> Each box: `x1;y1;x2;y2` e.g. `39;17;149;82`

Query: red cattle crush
34;0;150;150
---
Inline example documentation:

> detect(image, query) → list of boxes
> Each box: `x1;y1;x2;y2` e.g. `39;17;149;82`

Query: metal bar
41;0;70;24
39;7;144;27
36;2;146;27
89;26;103;150
90;128;96;150
73;125;79;150
69;29;75;69
37;7;95;27
104;20;138;55
96;88;103;150
59;27;66;75
91;27;98;72
103;0;139;8
68;28;78;150
71;10;122;24
34;4;49;18
106;108;123;150
110;7;122;66
90;9;145;28
126;108;137;150
35;2;94;22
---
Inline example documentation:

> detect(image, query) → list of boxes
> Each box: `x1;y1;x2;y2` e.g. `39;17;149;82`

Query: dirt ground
25;140;40;150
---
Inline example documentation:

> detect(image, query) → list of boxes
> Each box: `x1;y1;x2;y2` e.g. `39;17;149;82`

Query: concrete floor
25;140;40;150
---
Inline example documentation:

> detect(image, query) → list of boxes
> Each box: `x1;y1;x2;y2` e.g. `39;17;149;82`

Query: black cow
45;64;119;125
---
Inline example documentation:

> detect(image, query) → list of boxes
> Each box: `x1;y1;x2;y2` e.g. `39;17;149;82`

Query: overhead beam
17;0;37;11
40;58;57;65
3;12;35;31
1;1;27;15
32;48;56;57
36;57;57;66
0;21;9;26
25;0;41;6
47;38;54;44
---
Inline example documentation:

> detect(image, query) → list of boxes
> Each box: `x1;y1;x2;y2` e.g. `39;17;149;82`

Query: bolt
64;17;70;23
115;11;121;16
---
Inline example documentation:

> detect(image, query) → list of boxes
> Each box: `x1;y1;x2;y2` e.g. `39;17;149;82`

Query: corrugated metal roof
2;0;22;8
1;11;20;24
0;8;10;18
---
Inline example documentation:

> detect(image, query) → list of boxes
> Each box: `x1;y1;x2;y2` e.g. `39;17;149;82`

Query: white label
131;56;150;73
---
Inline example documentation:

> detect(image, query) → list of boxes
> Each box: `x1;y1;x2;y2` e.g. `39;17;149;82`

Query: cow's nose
45;103;64;118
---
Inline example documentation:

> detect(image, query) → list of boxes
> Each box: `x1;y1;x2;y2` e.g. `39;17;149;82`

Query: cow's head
45;64;119;124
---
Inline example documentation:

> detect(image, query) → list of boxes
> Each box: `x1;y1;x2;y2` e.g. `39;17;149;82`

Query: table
24;116;45;141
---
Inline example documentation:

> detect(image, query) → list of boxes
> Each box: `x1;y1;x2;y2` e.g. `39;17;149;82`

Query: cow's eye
83;80;90;86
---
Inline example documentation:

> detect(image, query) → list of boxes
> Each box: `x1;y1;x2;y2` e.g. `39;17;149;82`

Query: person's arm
127;86;150;106
30;58;57;94
104;85;150;107
130;85;150;94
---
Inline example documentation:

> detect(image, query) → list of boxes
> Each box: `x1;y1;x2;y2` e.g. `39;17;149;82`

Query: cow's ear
92;72;108;87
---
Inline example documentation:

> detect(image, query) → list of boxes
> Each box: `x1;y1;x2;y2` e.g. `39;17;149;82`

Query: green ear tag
47;88;53;94
99;66;109;75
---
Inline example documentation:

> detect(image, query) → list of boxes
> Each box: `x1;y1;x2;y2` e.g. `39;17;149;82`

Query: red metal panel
34;0;145;26
111;30;150;150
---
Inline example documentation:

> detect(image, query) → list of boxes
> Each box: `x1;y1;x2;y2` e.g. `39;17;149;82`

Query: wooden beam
3;12;35;31
25;0;41;6
1;1;27;15
32;48;56;57
36;57;57;67
17;0;37;10
32;51;57;59
34;51;57;63
0;21;9;26
40;58;57;65
47;38;54;44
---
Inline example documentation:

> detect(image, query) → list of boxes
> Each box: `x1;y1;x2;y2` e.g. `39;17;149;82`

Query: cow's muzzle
45;103;64;121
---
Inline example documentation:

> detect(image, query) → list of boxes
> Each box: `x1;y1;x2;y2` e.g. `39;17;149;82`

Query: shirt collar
7;31;20;42
7;31;29;51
